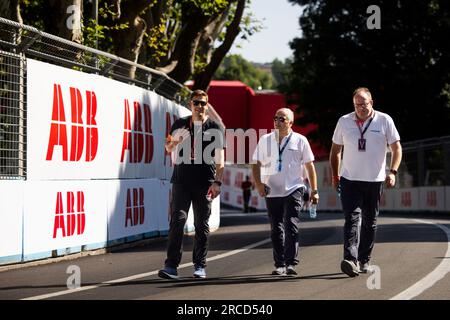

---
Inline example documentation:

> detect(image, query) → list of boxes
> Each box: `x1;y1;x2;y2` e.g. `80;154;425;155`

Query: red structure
186;80;328;161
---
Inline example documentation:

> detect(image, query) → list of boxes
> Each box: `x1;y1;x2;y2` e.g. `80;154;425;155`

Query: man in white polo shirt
330;87;402;277
252;108;319;276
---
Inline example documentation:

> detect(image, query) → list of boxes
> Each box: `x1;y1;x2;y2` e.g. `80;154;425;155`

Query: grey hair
276;108;294;122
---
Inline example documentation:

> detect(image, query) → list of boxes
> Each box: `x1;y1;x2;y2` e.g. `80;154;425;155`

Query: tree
10;0;259;90
286;0;450;149
271;58;293;92
214;54;275;90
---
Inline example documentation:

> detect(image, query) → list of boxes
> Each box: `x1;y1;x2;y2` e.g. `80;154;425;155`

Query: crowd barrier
221;163;450;213
0;59;220;266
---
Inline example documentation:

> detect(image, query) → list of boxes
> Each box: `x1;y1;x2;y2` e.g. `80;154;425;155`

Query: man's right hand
255;183;267;197
332;175;340;191
166;128;190;152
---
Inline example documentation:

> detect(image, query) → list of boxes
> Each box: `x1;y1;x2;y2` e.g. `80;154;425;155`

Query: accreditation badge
358;138;366;151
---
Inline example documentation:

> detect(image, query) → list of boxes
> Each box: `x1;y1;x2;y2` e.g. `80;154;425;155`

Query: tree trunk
197;7;230;65
193;0;246;90
0;0;22;44
109;0;151;78
0;0;22;23
165;6;214;84
44;0;83;44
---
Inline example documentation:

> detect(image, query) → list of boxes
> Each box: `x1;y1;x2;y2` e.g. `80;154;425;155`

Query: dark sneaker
340;260;359;277
158;266;179;280
271;266;286;275
358;261;371;273
193;266;206;278
286;265;297;275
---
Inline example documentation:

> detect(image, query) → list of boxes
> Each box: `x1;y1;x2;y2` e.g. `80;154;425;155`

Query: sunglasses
273;116;287;123
192;100;207;107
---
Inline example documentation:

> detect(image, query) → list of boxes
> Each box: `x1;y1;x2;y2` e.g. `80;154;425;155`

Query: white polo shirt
332;110;400;182
252;131;315;197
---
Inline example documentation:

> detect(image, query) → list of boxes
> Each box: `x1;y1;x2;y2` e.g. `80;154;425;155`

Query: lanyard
277;132;292;172
355;117;373;139
189;117;202;159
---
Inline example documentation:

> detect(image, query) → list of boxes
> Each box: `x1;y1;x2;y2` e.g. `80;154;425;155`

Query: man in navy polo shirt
158;90;225;280
330;87;402;277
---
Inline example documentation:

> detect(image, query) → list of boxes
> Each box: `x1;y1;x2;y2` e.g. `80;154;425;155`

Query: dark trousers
165;183;212;269
265;188;304;267
339;177;383;264
243;190;251;212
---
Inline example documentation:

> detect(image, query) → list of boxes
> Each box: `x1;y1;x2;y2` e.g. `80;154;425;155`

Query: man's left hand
311;193;319;205
385;173;396;188
208;182;221;199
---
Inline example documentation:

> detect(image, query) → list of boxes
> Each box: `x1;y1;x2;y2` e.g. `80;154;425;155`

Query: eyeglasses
354;102;371;108
192;100;207;107
273;116;287;123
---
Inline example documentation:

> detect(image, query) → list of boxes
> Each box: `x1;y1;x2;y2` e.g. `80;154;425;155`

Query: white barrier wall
0;58;221;266
26;59;191;181
23;180;108;260
222;162;450;214
107;179;161;244
418;187;446;211
221;165;266;210
0;181;24;264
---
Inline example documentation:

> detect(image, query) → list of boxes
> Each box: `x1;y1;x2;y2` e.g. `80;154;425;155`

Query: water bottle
309;204;317;219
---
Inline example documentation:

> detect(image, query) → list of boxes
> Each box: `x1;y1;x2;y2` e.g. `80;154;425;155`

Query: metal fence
395;135;450;187
0;17;192;180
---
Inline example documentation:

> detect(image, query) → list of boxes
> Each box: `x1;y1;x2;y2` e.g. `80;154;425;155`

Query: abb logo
327;193;337;206
125;188;145;227
46;84;98;161
237;195;243;205
426;191;437;207
322;166;332;187
223;169;231;186
121;100;154;163
163;112;178;167
401;192;412;207
53;191;86;238
234;172;244;188
380;193;386;207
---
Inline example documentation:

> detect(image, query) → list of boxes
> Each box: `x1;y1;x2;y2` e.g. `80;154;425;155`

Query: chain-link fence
396;135;450;188
0;50;25;179
0;17;193;180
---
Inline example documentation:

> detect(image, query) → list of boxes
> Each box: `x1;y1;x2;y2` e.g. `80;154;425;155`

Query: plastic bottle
309;204;317;219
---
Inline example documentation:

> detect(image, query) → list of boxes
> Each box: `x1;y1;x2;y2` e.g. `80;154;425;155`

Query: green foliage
214;54;275;90
286;0;450;149
271;58;293;92
181;0;230;16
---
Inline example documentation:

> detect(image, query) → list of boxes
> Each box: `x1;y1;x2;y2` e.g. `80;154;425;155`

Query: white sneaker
271;266;286;275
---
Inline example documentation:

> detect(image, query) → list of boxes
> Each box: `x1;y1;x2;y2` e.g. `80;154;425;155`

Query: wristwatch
389;169;398;175
213;180;222;186
311;189;318;195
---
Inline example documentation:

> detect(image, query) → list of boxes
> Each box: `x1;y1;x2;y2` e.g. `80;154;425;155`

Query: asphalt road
1;210;450;301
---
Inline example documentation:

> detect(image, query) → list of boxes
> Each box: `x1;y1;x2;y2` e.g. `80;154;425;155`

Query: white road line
21;238;271;300
390;219;450;300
